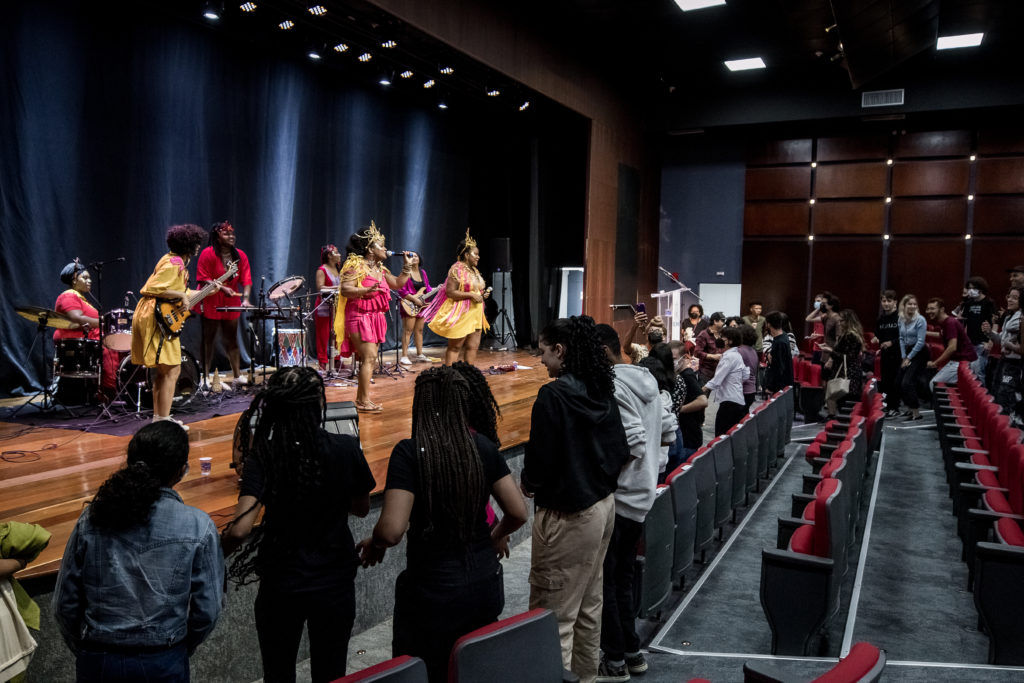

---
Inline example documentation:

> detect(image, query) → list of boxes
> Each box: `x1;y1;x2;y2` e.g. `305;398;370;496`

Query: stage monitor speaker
325;401;360;437
489;238;512;272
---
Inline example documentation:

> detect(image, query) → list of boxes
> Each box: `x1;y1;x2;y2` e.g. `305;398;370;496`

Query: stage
0;349;547;579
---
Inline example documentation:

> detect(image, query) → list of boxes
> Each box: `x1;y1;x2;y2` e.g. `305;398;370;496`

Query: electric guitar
400;286;441;317
157;261;239;338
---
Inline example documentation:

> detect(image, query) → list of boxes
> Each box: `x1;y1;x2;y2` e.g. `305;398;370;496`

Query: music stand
375;296;406;380
491;271;516;349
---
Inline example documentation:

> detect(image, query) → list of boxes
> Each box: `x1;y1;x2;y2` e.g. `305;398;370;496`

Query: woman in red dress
314;244;342;372
333;222;413;412
54;261;100;342
196;221;252;387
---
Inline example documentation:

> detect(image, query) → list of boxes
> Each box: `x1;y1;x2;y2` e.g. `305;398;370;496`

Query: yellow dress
427;261;490;339
131;253;190;367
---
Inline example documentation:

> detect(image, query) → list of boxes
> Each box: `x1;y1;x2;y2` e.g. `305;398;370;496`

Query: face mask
967;288;979;299
814;301;822;310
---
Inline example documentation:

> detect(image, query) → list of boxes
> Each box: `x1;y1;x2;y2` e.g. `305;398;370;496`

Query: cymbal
15;305;75;329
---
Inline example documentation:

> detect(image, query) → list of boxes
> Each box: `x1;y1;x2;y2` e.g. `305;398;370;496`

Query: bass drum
117;349;201;409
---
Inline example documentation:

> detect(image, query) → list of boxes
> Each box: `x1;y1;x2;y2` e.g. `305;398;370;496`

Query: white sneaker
154;415;189;432
399;356;412;366
232;375;249;386
416;354;430;362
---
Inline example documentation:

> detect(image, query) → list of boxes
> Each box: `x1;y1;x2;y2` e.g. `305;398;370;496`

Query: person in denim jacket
54;421;224;682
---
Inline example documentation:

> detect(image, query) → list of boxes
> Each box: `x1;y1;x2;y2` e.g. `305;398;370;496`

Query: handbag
826;355;850;402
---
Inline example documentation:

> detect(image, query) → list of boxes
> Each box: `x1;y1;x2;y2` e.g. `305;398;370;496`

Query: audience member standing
763;311;794;393
223;367;375;683
681;303;708;342
666;341;707;473
54;422;224;683
822;309;865;419
925;298;977;391
961;276;996;381
594;326;675;681
737;325;760;408
358;367;527;683
819;293;841;366
1009;265;1024;291
703;326;749;436
694;312;727;384
742;301;766;352
893;295;928;421
874;290;901;417
521;315;629;683
993;287;1023;423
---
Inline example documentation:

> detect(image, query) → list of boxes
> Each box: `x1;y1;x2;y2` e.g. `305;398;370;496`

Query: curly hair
411;367;488;546
209;221;241;263
226;366;328;586
539;315;615;401
165;224;207;256
451;361;501;446
88;422;189;530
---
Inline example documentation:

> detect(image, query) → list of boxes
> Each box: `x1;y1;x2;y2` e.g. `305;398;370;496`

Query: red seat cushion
803;500;816;521
996;517;1024;547
984;489;1012;514
790;524;814;554
977;469;1000;488
970;453;992;467
812;642;882;683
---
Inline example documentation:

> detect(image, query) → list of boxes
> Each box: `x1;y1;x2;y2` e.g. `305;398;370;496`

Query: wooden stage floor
0;349;547;579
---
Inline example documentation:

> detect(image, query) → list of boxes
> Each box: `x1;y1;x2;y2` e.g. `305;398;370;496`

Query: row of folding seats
759;386;885;655
931;362;1024;665
649;387;794;613
685;641;887;682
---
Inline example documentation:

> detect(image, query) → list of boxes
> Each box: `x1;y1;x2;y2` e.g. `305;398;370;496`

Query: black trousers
600;514;644;661
894;352;929;410
878;348;901;411
254;582;355;683
715;400;747;437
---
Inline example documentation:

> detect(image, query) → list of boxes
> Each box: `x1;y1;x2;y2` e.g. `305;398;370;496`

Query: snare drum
277;328;304;367
117;349;200;409
54;339;101;378
101;308;134;351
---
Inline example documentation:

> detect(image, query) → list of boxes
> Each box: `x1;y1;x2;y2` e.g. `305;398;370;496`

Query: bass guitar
157;261;239;338
400;286;441;317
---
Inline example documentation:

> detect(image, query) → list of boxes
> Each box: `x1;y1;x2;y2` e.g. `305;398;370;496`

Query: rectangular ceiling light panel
937;33;984;50
724;57;766;71
674;0;727;10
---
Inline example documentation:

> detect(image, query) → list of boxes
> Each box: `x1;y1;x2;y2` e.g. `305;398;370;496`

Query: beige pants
529;494;616;683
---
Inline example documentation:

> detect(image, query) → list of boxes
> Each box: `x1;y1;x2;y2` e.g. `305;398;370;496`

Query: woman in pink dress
314;244;342;371
195;221;252;386
333;223;413;412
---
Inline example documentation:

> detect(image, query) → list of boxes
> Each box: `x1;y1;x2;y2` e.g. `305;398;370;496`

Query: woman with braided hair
358;366;527;682
222;366;375;683
521;315;630;682
424;228;492;365
54;421;224;681
333;222;414;412
451;360;501;446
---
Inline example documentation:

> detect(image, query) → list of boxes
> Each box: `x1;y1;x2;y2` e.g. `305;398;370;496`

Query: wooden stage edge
0;349;547;579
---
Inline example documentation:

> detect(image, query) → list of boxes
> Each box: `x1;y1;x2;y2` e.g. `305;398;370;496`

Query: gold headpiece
462;227;477;250
360;220;385;248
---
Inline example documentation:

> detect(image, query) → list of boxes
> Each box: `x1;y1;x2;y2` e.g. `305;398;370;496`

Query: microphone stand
658;266;701;300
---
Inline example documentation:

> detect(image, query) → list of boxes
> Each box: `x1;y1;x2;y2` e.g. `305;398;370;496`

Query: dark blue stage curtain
0;2;499;395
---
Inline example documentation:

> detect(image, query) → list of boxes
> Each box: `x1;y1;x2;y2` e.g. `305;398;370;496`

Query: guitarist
397;252;432;366
196;221;252;388
130;224;213;431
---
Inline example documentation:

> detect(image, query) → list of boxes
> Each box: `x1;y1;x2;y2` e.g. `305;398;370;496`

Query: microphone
385;250;413;257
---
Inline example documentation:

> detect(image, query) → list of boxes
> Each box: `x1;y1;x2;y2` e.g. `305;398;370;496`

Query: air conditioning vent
861;89;904;108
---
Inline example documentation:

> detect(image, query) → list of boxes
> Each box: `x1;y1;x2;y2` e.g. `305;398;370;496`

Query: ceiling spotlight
307;4;327;16
883;234;890;240
358;52;372;62
673;0;726;11
937;33;984;50
969;154;977;161
809;198;816;205
202;1;223;21
811;162;817;168
440;66;454;75
423;79;435;89
438;100;448;110
333;43;349;53
399;70;414;79
278;20;294;30
240;2;257;12
307;46;322;61
724;57;766;71
885;197;892;204
486;88;500;97
808;234;815;241
965;233;973;240
379;71;393;86
382;40;397;49
519;101;530;111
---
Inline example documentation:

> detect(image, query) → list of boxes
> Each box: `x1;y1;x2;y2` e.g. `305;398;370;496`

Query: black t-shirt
677;368;704;449
962;298;995;344
240;430;375;591
764;335;794;393
875;311;899;350
386;431;510;570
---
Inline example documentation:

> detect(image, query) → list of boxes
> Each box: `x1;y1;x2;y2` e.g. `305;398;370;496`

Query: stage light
519;101;530;111
202;1;223;21
399;70;414;79
937;33;983;50
440;66;454;75
279;20;294;30
379;71;393;86
334;43;349;53
307;46;322;61
240;2;257;12
382;40;397;49
724;57;765;71
438;99;448;109
486;88;500;97
423;79;435;88
307;4;327;16
358;52;372;62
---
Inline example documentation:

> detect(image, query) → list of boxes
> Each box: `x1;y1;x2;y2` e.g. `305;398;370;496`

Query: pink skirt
345;306;387;344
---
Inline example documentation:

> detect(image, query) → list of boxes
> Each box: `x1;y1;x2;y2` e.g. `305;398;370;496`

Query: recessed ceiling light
438;101;448;110
307;48;322;61
202;2;222;21
240;2;257;12
673;0;727;10
440;66;454;75
486;88;500;97
519;101;530;111
400;70;414;79
724;57;766;71
307;5;327;16
382;40;397;49
937;33;983;50
333;43;349;53
278;20;294;30
423;79;435;88
358;53;372;62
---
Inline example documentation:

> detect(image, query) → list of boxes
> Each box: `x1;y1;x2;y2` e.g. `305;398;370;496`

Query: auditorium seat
742;641;886;682
761;478;846;655
635;486;675;618
447;608;577;683
798;362;824;421
737;413;762;501
664;465;698;589
727;421;751;518
333;656;428;682
685;447;718;563
974;534;1024;665
709;435;735;536
754;403;779;482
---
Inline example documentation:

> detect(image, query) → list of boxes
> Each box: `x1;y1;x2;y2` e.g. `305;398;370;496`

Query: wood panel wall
742;128;1024;333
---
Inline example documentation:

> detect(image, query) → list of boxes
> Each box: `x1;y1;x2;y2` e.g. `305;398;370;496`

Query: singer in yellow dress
425;229;491;365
